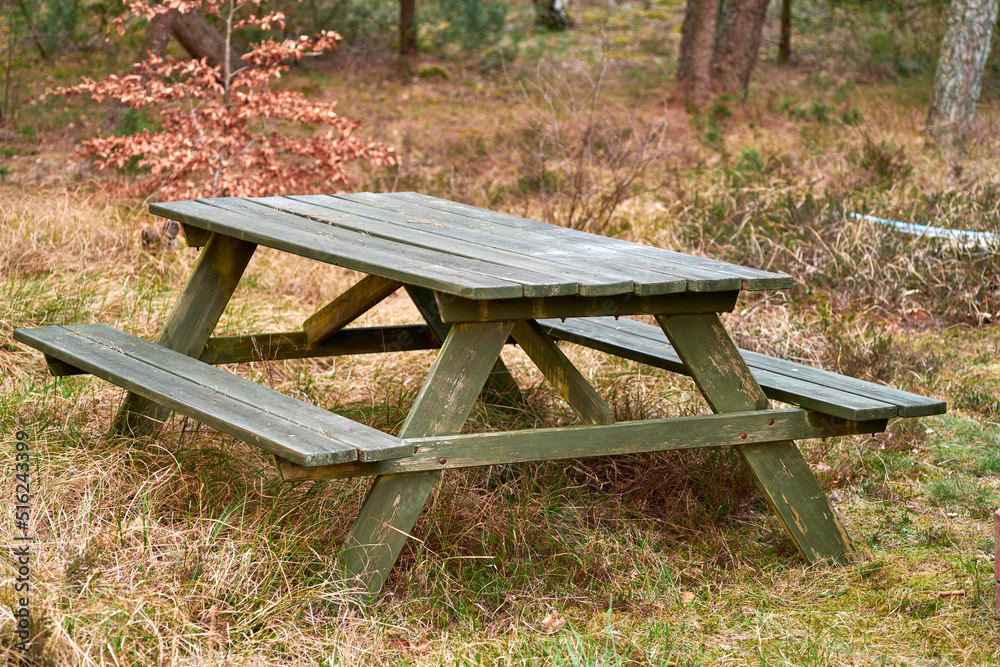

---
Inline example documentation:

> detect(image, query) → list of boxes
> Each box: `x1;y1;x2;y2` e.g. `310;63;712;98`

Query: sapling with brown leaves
52;0;397;200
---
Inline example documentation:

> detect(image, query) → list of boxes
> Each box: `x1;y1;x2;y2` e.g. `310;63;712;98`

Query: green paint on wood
304;275;403;346
407;286;524;409
113;233;257;439
657;313;859;565
15;324;412;465
337;320;515;595
512;319;613;425
274;408;887;480
436;290;740;323
198;326;441;365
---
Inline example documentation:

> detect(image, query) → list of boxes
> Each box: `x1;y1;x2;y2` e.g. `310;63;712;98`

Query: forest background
2;0;1000;664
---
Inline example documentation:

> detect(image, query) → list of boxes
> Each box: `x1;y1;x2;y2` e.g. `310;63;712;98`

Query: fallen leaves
388;636;433;654
539;609;567;634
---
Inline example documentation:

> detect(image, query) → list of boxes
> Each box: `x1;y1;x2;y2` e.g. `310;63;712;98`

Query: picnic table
14;192;946;596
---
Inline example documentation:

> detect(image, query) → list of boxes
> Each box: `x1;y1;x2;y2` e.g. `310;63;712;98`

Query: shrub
51;0;398;199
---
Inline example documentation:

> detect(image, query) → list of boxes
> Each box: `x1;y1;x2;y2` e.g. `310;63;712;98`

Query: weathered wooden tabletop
151;192;793;300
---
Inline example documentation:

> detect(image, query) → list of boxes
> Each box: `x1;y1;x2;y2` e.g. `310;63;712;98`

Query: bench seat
13;324;411;466
539;317;946;422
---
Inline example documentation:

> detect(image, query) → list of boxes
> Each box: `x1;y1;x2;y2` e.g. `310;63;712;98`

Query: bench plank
539;317;945;420
115;233;257;439
14;324;410;465
386;192;794;291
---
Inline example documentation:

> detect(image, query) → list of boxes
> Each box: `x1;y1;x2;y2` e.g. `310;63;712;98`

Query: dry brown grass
4;3;1000;663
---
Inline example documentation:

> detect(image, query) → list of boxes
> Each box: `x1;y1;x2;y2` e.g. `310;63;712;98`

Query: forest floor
2;1;1000;665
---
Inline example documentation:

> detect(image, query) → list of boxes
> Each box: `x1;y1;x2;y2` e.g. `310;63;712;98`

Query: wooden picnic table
13;192;946;597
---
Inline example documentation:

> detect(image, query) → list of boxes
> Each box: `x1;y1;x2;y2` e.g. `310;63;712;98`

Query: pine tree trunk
713;0;771;97
535;0;572;30
778;0;791;64
400;0;417;57
677;0;721;110
926;0;999;155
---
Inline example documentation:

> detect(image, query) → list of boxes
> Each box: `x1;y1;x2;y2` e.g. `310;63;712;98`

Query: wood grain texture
407;286;524;409
386;192;794;291
274;408;887;480
261;195;622;297
348;192;744;292
14;324;408;465
113;232;257;438
304;275;402;346
436;290;740;323
325;193;689;296
151;199;523;299
540;316;945;419
657;312;859;565
337;320;515;595
198;326;441;365
511;319;614;425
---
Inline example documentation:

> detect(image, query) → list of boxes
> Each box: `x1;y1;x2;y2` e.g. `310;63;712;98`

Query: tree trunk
713;0;771;97
926;0;999;156
676;0;721;110
174;11;241;72
104;9;181;132
146;9;180;59
535;0;572;30
778;0;791;64
400;0;417;57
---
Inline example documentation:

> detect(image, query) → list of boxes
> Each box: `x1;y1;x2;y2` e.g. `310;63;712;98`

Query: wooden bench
539;316;945;421
13;323;412;466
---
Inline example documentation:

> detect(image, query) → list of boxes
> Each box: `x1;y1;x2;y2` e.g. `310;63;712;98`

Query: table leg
113;233;258;438
656;312;858;564
405;285;524;407
338;320;515;595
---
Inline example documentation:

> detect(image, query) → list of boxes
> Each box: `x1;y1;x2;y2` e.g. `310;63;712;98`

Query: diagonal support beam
406;285;524;408
337;320;515;596
511;319;614;425
304;275;403;346
114;233;257;438
656;312;858;565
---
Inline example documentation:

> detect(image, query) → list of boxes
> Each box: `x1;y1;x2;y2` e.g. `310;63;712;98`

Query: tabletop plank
248;196;589;297
152;199;524;299
341;193;738;293
204;198;599;299
318;194;690;296
388;192;794;291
